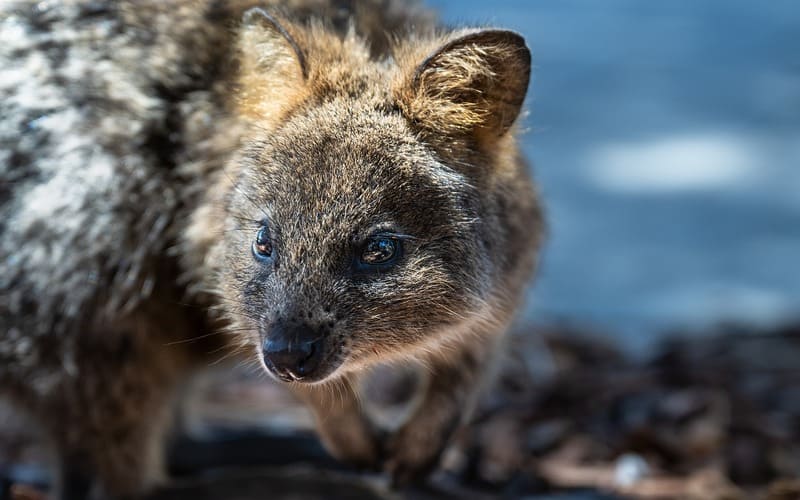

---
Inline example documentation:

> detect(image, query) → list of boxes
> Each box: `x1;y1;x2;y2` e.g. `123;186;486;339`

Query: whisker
162;331;224;346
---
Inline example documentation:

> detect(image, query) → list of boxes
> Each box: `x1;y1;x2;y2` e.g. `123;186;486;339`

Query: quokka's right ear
396;30;531;144
237;8;308;120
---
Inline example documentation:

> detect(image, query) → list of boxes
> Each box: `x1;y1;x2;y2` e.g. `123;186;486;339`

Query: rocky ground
2;322;800;499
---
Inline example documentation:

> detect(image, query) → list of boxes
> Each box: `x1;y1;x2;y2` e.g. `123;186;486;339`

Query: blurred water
430;0;800;350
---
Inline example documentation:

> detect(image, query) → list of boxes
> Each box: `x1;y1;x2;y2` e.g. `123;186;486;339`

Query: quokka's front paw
383;421;451;487
318;415;384;471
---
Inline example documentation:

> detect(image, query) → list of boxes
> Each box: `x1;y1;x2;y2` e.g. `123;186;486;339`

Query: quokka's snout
260;316;339;382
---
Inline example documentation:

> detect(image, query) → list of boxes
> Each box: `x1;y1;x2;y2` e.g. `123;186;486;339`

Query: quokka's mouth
261;346;343;384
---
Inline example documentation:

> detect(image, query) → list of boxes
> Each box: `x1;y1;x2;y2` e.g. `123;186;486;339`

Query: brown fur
1;1;543;497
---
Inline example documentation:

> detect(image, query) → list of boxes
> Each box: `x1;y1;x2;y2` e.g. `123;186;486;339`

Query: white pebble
614;453;649;487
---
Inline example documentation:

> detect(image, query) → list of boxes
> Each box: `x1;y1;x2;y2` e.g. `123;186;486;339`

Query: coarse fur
0;0;544;498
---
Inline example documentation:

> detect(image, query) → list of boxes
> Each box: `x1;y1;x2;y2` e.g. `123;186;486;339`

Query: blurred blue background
430;0;800;351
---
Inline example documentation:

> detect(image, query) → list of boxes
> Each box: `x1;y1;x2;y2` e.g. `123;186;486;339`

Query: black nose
262;324;323;381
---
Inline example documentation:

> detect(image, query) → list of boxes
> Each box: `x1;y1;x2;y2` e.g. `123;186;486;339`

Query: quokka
0;0;543;498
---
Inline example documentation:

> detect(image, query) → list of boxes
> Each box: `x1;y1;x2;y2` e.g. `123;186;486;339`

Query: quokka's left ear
396;30;531;142
237;8;308;121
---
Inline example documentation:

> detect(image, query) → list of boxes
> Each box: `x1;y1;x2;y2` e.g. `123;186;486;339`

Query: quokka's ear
397;30;531;142
237;8;308;120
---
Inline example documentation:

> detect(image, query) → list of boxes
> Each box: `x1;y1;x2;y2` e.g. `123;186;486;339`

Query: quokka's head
215;9;535;383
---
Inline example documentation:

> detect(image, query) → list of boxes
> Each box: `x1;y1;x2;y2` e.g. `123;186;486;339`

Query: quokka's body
0;0;544;498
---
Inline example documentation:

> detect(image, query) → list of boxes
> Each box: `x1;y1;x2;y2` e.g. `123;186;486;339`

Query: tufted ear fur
237;8;308;121
397;30;531;143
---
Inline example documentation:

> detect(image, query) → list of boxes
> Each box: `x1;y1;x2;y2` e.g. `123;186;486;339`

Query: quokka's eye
252;225;273;260
360;236;401;266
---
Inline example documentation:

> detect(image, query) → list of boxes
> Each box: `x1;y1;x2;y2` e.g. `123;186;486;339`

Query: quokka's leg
291;377;383;470
42;320;199;500
385;335;499;486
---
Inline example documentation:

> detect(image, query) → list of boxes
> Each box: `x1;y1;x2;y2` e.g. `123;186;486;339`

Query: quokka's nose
262;325;323;381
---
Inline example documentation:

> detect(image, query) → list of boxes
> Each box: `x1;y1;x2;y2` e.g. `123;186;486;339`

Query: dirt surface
2;322;800;499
